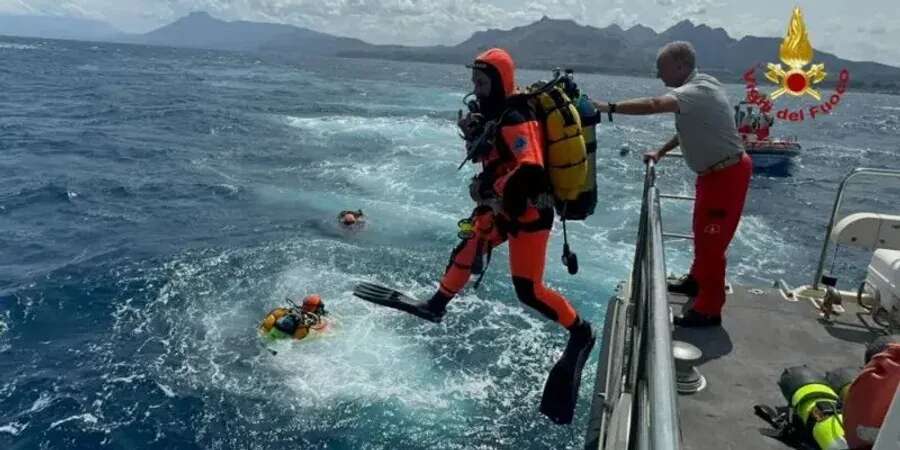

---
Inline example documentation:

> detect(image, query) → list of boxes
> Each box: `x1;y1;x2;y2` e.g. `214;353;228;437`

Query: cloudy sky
2;0;899;66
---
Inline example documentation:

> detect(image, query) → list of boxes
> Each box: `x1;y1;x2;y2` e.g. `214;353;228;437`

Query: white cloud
1;0;39;14
2;0;899;65
597;8;639;29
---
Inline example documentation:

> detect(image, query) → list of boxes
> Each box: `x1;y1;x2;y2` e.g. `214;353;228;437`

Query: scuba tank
532;68;603;274
258;305;324;341
522;68;589;275
777;366;849;450
568;81;601;220
825;367;859;403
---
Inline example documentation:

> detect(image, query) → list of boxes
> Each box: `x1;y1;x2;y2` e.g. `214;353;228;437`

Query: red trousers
437;206;578;328
690;153;752;316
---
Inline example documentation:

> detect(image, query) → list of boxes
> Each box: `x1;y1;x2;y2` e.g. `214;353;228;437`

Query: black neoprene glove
503;178;528;218
502;165;546;218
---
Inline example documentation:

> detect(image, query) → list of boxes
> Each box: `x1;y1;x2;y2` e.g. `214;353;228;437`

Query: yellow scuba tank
524;69;598;275
260;307;289;334
779;366;849;450
259;307;320;341
526;77;588;207
526;69;602;221
566;92;601;220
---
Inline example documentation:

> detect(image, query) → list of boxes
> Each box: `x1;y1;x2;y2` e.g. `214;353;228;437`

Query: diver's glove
503;181;528;219
458;112;485;141
468;173;497;204
502;165;547;218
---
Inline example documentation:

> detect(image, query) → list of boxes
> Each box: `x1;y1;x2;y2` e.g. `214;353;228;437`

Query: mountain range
2;12;898;93
0;14;122;42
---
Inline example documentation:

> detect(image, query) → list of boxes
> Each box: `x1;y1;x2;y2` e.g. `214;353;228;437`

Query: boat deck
670;284;883;450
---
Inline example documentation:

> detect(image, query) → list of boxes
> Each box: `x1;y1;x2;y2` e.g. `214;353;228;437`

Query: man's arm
645;135;680;162
593;95;680;115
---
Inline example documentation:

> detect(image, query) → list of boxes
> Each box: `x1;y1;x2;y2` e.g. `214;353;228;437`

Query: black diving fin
352;282;443;323
540;322;596;425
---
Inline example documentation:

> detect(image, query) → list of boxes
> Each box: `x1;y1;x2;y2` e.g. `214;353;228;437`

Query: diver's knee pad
512;276;559;322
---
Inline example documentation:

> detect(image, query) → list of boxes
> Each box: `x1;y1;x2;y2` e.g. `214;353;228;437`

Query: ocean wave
282;114;456;145
0;421;27;436
0;42;39;50
49;413;98;430
0;183;74;211
94;236;588;446
0;311;8;337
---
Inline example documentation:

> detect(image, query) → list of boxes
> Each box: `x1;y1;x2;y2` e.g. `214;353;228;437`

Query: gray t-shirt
668;72;744;173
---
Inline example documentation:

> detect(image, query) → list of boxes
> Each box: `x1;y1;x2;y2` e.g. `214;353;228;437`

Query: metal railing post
812;168;900;289
646;177;681;450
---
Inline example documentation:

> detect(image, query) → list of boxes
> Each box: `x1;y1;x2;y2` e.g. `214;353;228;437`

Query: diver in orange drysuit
353;49;596;424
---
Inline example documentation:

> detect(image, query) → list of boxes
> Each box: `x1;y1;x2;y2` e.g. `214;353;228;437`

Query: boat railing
586;160;681;449
588;165;900;449
641;161;682;450
811;167;900;290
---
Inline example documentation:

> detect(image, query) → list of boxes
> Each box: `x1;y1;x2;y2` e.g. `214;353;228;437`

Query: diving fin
352;282;443;323
540;321;596;425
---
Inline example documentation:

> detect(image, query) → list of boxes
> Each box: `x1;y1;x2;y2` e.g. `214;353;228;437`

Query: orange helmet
301;294;325;314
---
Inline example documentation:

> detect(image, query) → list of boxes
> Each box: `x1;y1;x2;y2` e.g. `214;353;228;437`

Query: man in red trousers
593;41;752;327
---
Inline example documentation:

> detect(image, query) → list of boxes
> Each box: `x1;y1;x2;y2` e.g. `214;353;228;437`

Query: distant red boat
735;101;801;170
744;138;802;169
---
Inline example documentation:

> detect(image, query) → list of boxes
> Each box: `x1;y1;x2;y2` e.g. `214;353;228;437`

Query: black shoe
668;274;699;297
674;308;721;328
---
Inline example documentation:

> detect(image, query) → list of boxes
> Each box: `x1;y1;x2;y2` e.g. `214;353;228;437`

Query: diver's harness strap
457;73;567;170
457;207;497;291
472;244;492;290
453;205;554;291
277;299;325;333
275;311;322;332
754;404;793;435
753;401;841;449
754;404;806;446
493;207;554;237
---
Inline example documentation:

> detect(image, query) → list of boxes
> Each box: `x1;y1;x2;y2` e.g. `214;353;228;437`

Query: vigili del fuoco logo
743;7;850;122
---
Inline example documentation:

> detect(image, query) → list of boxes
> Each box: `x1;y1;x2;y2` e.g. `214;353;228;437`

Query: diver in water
338;210;365;230
259;294;329;341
